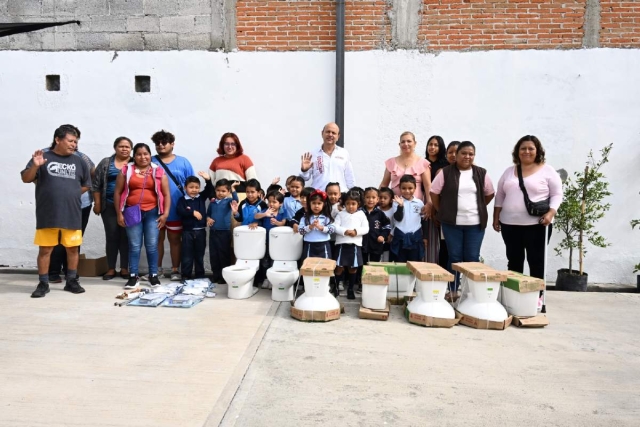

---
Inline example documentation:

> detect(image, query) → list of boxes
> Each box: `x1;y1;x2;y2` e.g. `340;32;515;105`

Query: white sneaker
338;282;344;291
261;279;270;289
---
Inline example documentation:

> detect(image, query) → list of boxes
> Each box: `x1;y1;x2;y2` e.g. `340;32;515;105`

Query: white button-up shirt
300;145;356;191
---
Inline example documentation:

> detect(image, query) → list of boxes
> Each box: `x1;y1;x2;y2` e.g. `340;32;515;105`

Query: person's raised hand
394;195;404;207
198;171;210;181
301;153;313;172
230;200;239;214
271;176;280;185
31;150;47;167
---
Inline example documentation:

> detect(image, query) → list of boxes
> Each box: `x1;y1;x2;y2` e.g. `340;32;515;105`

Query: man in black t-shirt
21;125;92;298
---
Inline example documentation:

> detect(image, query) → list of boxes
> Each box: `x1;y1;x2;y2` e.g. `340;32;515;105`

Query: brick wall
600;1;640;47
236;0;391;51
418;0;586;51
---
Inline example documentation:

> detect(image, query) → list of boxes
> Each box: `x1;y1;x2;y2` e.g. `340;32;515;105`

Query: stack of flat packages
291;257;340;322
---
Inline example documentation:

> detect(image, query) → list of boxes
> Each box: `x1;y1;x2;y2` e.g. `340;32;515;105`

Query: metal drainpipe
335;0;345;147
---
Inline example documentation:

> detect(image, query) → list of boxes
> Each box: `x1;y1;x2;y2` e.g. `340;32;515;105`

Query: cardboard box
367;261;411;276
452;262;507;282
77;254;108;277
358;302;390;321
455;310;513;330
512;314;549;328
300;257;336;277
361;266;389;285
501;271;545;293
291;306;340;322
405;307;462;328
407;261;454;282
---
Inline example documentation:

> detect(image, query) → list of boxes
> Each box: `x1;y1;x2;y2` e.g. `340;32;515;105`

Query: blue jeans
125;208;159;276
441;223;485;291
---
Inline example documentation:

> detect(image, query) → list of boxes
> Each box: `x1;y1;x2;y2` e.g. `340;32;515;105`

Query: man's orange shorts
34;228;82;247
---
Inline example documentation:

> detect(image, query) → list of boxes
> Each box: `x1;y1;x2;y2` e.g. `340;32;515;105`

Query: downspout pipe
335;0;345;147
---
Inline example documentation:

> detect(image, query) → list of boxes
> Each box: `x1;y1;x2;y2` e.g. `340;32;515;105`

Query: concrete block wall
0;0;236;51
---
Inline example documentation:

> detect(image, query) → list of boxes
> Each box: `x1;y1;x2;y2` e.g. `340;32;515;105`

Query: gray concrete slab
220;292;640;427
0;274;275;427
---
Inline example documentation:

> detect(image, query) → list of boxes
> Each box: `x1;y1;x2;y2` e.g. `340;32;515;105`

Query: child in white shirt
333;191;369;299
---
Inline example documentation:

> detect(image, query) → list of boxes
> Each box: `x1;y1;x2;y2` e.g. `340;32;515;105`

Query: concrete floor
1;274;639;427
0;274;275;427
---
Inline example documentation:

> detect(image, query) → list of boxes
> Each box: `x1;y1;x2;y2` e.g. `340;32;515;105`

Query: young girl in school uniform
298;190;335;260
333;191;369;299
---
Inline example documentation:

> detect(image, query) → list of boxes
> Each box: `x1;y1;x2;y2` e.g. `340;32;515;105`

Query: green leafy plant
554;144;613;276
632;218;640;273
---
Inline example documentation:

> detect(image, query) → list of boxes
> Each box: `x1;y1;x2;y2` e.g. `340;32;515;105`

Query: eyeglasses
224;143;236;147
155;141;172;146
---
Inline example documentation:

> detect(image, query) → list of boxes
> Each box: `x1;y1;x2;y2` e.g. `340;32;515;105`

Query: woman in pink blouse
493;135;563;279
379;131;432;205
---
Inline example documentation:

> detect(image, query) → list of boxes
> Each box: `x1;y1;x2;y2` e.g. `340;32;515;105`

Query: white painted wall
1;49;638;283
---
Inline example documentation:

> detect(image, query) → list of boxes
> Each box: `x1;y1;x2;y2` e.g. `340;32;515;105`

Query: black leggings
500;223;552;279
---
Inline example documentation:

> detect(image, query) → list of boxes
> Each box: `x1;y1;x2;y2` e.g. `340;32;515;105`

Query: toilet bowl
266;227;303;302
223;260;261;299
223;226;266;300
408;279;455;319
457;278;508;322
294;275;340;311
268;261;299;302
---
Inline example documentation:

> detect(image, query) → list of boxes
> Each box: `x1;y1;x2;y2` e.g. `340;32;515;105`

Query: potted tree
632;218;640;290
554;144;612;291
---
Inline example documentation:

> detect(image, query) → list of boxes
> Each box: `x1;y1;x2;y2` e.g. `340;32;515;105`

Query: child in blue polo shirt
391;175;425;262
206;179;239;284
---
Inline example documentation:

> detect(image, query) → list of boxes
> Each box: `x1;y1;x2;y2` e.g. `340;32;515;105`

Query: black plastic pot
555;269;588;292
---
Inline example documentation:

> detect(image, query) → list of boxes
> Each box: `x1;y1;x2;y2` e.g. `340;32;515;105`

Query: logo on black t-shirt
47;162;77;179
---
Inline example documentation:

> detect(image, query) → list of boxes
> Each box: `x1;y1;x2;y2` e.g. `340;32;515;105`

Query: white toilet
222;225;266;299
407;279;455;319
294;274;340;311
457;278;508;322
267;227;303;302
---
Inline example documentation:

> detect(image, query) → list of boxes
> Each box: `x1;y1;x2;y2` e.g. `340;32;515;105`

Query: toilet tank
269;227;303;261
233;225;266;260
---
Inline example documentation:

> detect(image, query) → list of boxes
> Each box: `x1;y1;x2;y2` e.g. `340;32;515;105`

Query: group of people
22;122;562;300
